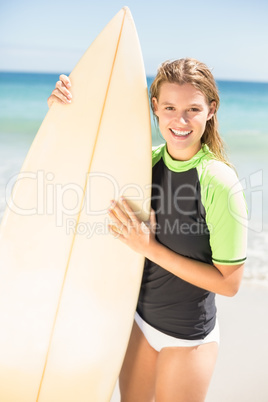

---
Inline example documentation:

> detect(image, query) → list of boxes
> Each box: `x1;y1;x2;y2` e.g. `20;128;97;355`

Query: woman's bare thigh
119;320;158;402
155;342;219;402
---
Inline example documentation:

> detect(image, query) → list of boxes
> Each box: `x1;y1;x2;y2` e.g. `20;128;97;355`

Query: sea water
0;72;267;283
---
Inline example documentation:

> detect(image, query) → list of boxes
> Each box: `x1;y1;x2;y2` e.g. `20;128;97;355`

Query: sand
110;281;268;401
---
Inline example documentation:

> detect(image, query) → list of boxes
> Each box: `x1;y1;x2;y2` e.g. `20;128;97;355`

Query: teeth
171;129;191;136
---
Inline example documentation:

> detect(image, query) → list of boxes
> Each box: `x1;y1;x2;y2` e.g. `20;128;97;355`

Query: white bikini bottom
135;312;220;352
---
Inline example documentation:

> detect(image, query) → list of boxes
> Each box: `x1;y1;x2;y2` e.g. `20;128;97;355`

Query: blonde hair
150;58;230;165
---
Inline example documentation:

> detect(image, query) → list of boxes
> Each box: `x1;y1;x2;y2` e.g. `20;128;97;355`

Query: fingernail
67;93;72;100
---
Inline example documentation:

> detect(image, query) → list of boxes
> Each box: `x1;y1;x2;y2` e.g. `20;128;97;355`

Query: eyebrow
161;102;204;108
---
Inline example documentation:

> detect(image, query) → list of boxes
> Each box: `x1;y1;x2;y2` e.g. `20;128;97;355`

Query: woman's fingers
108;200;130;226
55;80;72;100
108;204;128;238
108;199;140;239
120;197;140;225
108;199;156;255
59;74;71;88
108;224;123;238
149;208;157;234
47;89;69;106
47;74;72;108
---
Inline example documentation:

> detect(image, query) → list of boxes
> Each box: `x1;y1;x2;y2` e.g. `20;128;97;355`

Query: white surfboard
0;7;151;401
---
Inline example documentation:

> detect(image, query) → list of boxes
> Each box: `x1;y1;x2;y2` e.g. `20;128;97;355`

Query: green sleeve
152;144;165;167
199;160;248;266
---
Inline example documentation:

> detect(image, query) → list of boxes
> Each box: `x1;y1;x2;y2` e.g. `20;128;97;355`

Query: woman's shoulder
199;156;246;216
199;153;239;191
152;143;166;167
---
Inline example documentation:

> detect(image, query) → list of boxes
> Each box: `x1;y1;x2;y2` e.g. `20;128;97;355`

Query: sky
0;0;267;82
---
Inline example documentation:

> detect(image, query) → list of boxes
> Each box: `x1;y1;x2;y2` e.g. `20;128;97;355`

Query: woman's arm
108;198;244;297
143;240;244;297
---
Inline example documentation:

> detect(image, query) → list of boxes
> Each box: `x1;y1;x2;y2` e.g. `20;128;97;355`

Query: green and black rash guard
137;144;247;340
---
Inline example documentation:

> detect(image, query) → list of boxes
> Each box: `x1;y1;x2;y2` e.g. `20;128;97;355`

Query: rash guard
137;144;247;340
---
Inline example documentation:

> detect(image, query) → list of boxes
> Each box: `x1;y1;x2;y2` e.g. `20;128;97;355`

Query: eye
165;106;175;111
188;108;200;112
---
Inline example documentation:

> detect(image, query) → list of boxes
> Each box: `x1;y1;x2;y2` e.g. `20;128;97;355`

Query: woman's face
152;82;216;161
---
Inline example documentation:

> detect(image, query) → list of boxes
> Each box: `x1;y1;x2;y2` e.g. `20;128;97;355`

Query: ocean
0;72;267;284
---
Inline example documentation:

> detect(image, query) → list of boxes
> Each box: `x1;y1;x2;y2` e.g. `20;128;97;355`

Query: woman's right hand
47;74;72;108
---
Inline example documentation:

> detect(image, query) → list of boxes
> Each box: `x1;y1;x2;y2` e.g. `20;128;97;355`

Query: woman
48;58;247;402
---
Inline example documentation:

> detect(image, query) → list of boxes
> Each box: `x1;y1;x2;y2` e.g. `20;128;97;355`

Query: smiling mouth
170;129;192;137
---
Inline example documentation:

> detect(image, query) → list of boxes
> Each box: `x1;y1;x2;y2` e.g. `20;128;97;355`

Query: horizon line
0;69;267;85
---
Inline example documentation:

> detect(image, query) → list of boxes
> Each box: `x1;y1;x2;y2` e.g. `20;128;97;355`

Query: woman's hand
108;200;244;297
47;74;72;108
108;197;157;257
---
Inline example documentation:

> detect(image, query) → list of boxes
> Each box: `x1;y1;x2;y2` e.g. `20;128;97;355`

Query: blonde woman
48;58;247;402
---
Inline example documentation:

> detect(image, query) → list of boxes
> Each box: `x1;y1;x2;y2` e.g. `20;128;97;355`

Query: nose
175;111;188;125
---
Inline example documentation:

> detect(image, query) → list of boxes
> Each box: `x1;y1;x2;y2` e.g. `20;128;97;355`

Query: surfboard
0;7;151;401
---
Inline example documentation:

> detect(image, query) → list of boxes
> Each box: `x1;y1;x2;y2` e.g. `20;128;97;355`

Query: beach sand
110;282;268;401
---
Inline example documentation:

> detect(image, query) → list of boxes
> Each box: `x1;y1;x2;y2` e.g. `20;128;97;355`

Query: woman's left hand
108;197;157;256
